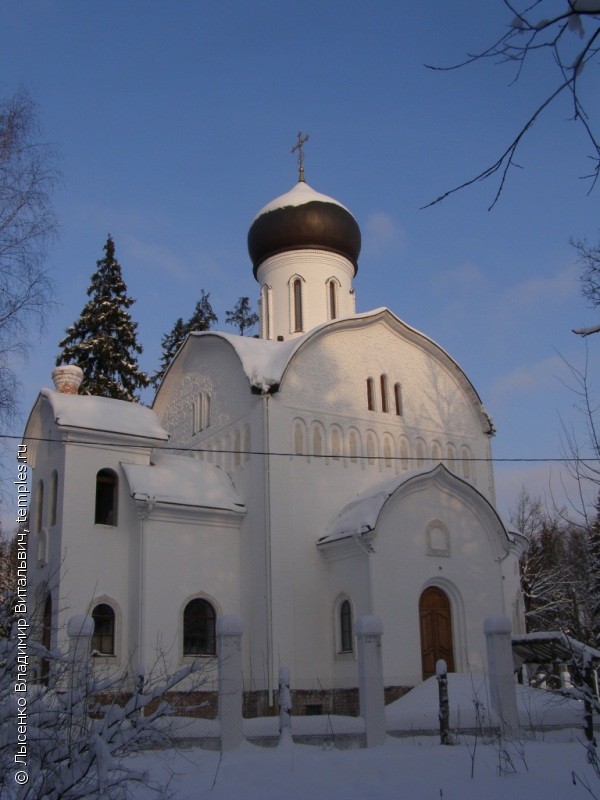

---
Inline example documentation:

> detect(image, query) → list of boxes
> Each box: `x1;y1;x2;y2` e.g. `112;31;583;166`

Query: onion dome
248;181;361;278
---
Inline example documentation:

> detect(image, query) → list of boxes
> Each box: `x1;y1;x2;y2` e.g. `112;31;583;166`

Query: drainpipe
262;395;274;705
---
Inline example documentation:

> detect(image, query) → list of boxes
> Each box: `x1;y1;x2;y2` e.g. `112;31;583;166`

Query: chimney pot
52;365;83;395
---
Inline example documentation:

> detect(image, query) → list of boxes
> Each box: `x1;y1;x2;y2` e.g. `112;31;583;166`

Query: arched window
367;377;375;411
183;598;216;656
95;469;118;526
328;280;338;320
293;278;303;332
431;442;442;463
380;374;389;413
49;470;58;527
36;479;44;533
91;603;115;655
394;383;403;416
340;600;353;653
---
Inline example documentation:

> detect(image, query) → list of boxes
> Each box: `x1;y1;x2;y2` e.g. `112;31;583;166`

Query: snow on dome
251;181;351;221
41;388;168;441
122;452;245;513
248;180;361;276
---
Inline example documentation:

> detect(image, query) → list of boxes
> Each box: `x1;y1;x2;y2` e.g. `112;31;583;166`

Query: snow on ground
127;739;598;800
125;676;597;799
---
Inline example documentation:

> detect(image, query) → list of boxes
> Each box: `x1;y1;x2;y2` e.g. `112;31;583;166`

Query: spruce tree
225;296;258;336
56;235;149;401
152;290;217;387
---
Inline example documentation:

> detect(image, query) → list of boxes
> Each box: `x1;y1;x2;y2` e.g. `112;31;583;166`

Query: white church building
24;173;526;708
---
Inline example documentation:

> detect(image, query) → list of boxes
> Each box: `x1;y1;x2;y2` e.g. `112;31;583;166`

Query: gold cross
291;131;310;182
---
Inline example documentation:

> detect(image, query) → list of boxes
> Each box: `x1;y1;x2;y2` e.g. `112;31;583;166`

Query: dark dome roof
248;182;361;278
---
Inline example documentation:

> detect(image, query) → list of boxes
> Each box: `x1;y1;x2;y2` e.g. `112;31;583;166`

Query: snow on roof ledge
41;388;168;440
122;452;245;513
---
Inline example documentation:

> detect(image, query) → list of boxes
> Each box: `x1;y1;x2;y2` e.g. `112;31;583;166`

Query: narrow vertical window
431;443;441;463
328;280;337;320
243;425;251;462
49;470;58;527
293;279;303;332
367;378;375;411
204;394;211;428
340;600;353;653
36;479;44;533
91;603;115;655
380;375;389;413
183;598;216;656
95;469;118;526
192;395;202;434
394;383;403;416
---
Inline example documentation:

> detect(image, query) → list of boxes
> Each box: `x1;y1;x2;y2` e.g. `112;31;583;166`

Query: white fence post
217;615;244;751
356;615;386;747
483;614;519;736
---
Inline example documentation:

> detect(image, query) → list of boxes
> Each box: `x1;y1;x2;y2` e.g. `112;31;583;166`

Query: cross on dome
291;131;310;182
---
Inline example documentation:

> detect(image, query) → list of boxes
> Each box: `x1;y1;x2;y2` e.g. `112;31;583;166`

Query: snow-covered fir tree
225;296;258;336
56;236;148;401
152;289;217;387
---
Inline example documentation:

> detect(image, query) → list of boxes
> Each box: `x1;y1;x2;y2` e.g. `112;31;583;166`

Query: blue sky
2;1;599;521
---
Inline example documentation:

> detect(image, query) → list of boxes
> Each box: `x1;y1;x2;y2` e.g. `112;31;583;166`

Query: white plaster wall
53;439;151;663
371;477;508;683
155;337;270;685
256;250;355;340
263;316;500;684
138;511;241;680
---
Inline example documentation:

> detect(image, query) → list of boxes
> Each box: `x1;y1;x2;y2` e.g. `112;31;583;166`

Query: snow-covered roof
318;467;436;545
251;181;350;221
40;388;168;440
318;464;508;546
122;452;245;513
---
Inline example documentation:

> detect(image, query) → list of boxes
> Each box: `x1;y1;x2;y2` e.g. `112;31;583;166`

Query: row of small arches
293;419;474;478
201;424;252;471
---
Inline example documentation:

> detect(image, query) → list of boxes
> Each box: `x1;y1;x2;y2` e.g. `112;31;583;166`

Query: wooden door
419;587;454;680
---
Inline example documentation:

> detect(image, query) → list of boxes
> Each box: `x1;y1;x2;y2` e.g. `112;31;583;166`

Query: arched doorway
419;587;455;680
